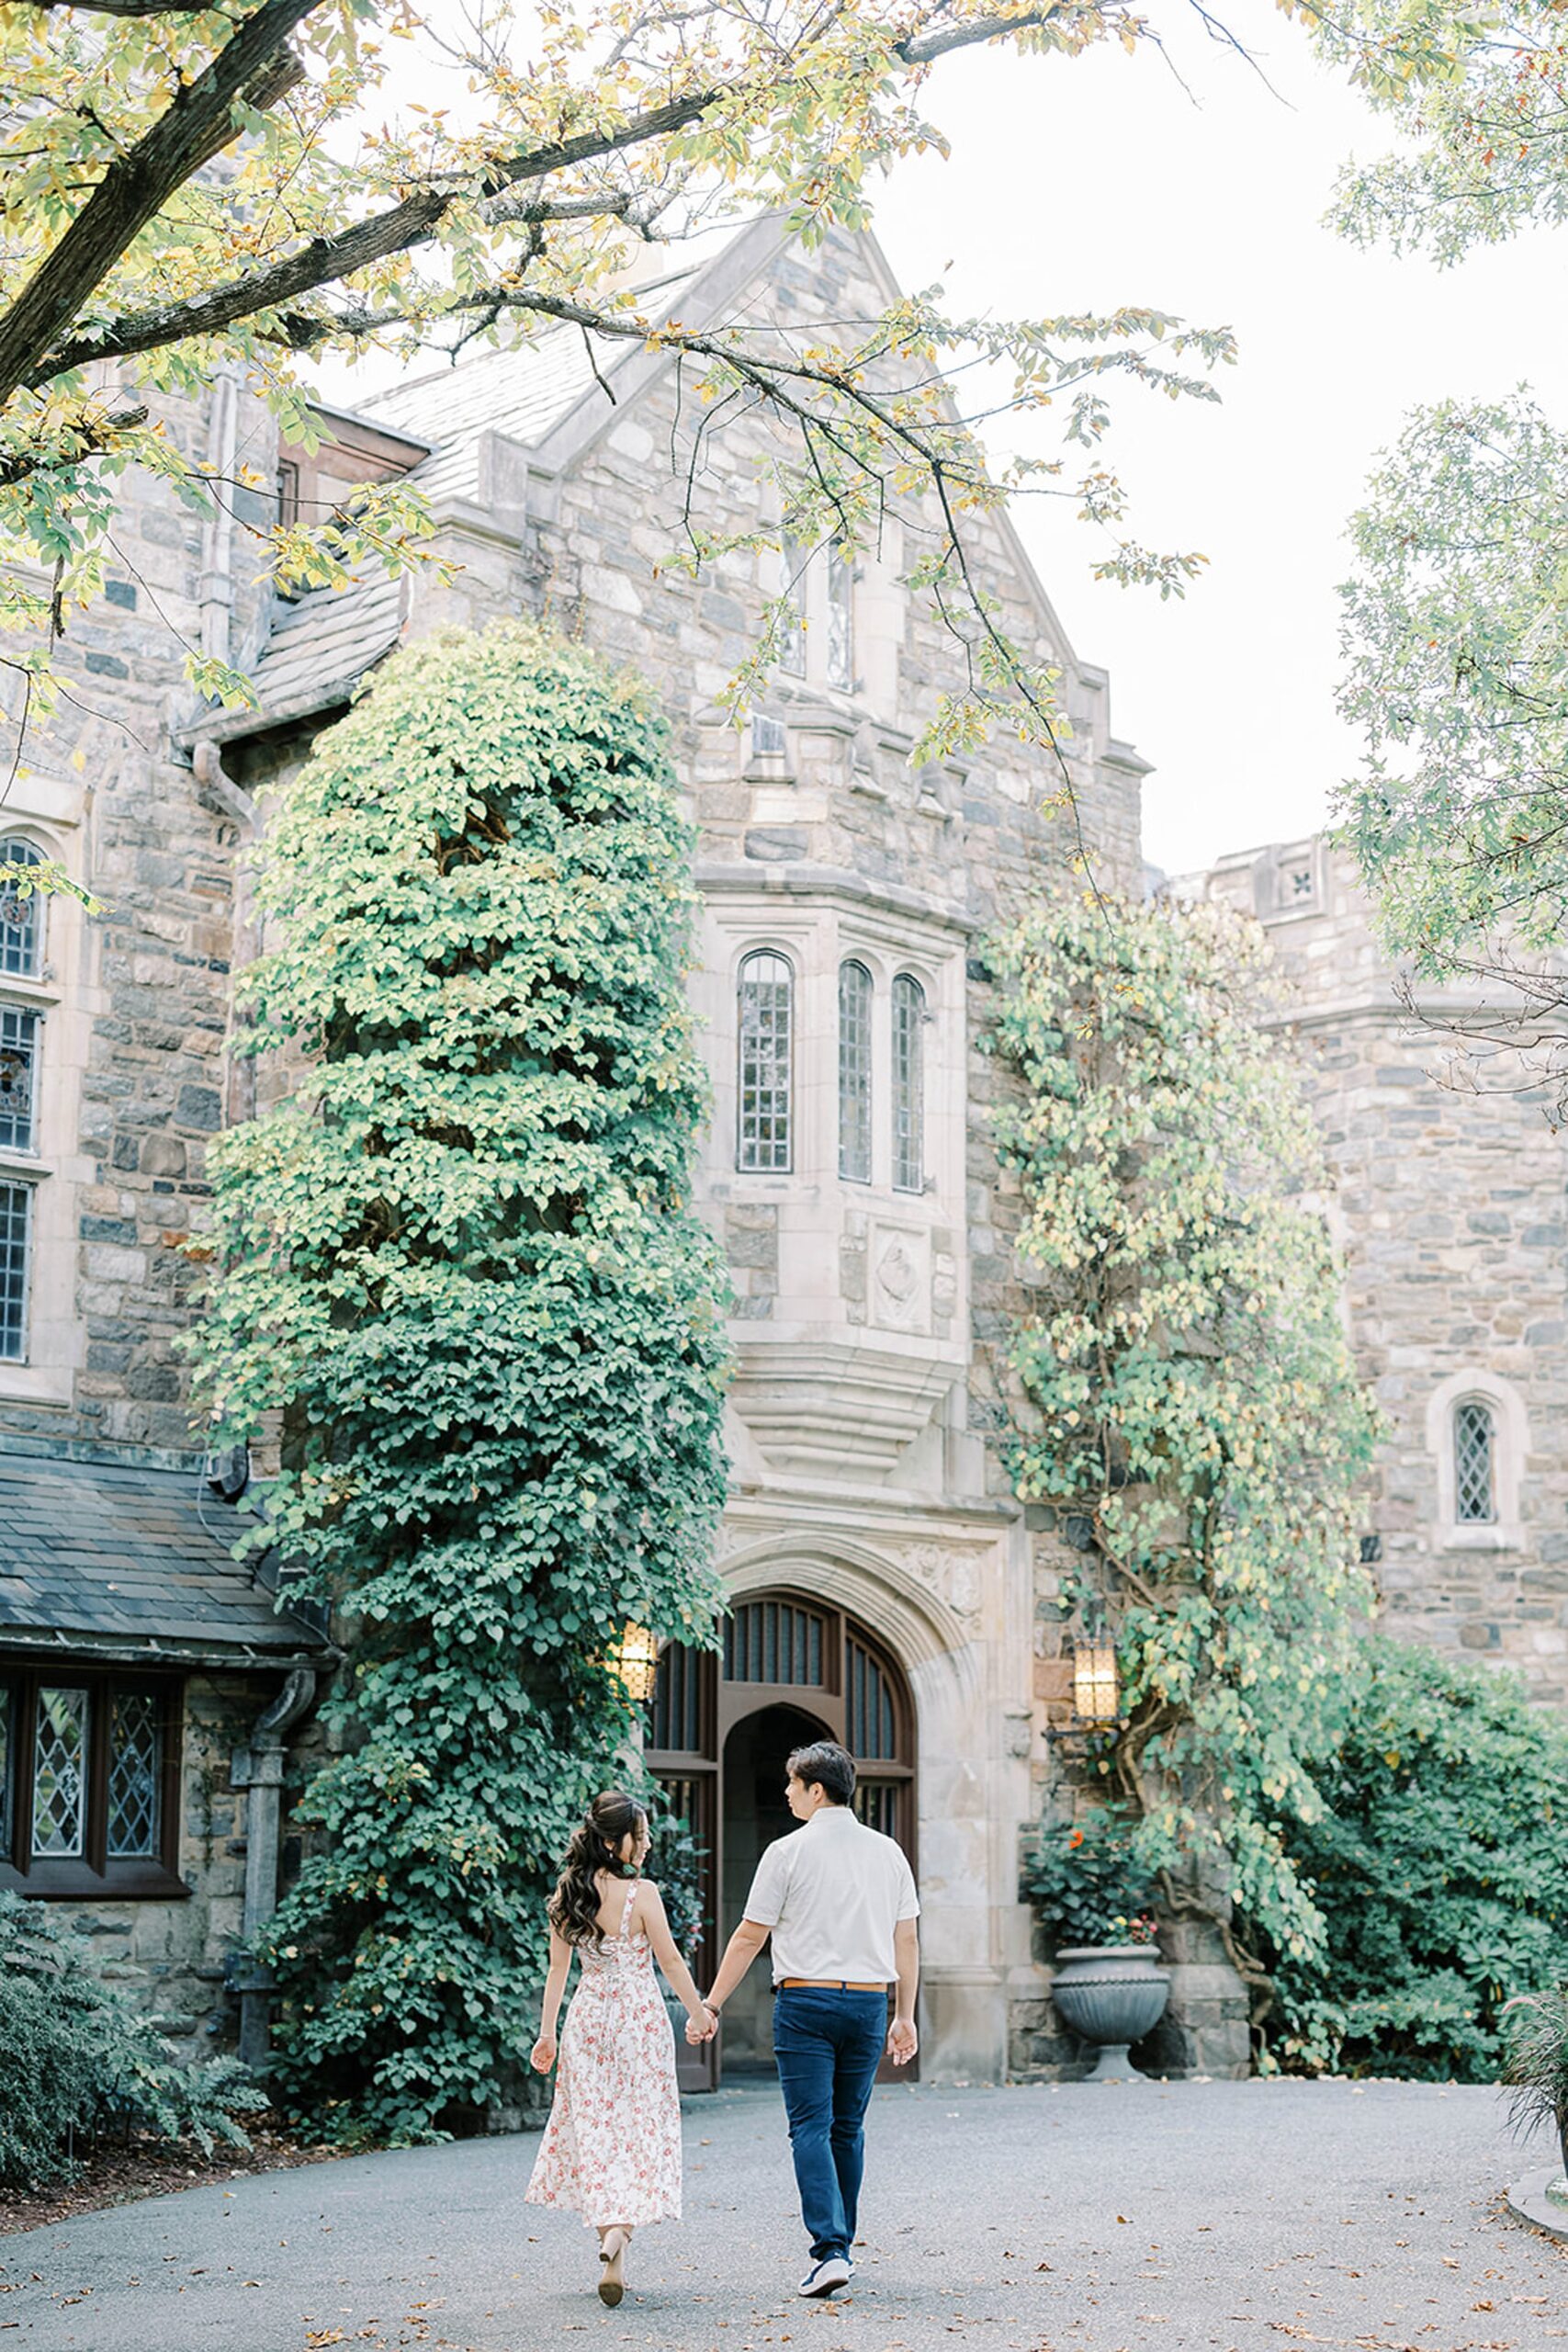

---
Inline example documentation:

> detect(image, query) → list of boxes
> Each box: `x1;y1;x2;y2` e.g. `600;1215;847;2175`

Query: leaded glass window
32;1686;88;1858
779;533;807;675
107;1690;162;1857
1454;1398;1496;1523
826;548;854;691
737;951;793;1172
0;1005;39;1152
0;1181;29;1361
838;959;873;1182
0;840;43;978
892;973;925;1193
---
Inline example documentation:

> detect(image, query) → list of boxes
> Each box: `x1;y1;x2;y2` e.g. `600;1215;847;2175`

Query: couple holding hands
525;1738;920;2305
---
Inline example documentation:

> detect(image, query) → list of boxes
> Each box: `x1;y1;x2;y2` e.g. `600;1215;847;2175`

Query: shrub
1023;1804;1158;1950
1262;1640;1568;2078
0;1892;258;2190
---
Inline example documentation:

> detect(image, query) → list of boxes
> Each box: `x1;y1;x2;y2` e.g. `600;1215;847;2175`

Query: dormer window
779;535;855;694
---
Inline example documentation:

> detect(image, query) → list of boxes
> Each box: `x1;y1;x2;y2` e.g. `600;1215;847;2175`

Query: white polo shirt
742;1804;919;1985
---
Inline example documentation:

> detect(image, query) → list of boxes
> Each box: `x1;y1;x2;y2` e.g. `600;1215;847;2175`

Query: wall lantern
1070;1634;1122;1726
608;1623;660;1704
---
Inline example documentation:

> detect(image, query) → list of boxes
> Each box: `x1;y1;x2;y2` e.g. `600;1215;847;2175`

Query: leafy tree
990;892;1381;2006
0;0;1237;762
1336;393;1568;1112
1263;1639;1568;2080
1314;0;1568;262
187;617;731;2139
1315;1;1568;1086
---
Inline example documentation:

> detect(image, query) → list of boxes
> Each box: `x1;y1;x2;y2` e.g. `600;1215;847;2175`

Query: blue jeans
772;1986;887;2264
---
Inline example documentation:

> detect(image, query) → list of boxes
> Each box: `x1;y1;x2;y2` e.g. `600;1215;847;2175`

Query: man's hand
887;2015;918;2067
685;2004;718;2044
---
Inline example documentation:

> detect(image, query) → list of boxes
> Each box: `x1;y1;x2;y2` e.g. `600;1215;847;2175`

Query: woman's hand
685;2006;717;2045
529;2034;558;2074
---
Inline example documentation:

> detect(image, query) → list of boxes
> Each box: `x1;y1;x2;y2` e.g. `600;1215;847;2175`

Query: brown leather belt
777;1978;887;1991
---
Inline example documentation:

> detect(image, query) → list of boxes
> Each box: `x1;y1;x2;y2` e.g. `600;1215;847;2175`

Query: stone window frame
736;946;795;1174
777;533;857;695
0;815;74;1397
1426;1368;1528;1552
837;957;874;1182
0;1662;186;1900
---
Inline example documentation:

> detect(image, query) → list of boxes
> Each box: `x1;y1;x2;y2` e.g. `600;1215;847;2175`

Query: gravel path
2;2077;1562;2352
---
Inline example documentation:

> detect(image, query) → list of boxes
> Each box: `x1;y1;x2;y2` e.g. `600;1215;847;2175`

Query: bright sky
313;3;1568;879
874;12;1568;876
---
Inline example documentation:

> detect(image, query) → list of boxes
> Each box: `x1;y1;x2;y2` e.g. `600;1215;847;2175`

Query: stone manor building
1;215;1557;2088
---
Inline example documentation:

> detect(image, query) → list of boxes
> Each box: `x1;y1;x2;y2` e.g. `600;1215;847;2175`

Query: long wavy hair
547;1790;649;1948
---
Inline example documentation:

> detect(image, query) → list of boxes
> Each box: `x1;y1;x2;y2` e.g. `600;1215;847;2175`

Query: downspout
198;365;240;669
234;1665;317;2072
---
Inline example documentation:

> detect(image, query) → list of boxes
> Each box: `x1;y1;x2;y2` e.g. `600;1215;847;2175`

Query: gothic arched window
1453;1397;1496;1524
0;839;44;978
838;959;873;1182
892;973;925;1193
737;951;794;1172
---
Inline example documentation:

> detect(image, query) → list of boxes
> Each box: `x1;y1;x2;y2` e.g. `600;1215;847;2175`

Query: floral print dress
525;1880;682;2228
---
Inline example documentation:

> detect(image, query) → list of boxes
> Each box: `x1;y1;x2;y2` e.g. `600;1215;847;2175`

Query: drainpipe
233;1666;317;2072
199;365;240;670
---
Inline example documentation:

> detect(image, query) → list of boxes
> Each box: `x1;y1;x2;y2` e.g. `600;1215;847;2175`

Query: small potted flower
1023;1804;1170;2080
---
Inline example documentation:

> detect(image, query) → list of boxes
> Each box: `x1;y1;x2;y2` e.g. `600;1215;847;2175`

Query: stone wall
1188;839;1568;1710
62;1670;272;2050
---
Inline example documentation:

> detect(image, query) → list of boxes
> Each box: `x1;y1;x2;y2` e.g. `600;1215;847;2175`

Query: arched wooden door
646;1590;917;2090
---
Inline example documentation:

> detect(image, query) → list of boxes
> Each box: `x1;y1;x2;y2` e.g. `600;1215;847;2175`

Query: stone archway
647;1588;918;2087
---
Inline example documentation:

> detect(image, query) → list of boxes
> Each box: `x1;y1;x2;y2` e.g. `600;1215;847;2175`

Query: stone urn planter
1051;1943;1170;2081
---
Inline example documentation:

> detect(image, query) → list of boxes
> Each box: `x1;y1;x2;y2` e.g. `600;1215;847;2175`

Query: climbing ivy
990;893;1381;1996
189;620;731;2140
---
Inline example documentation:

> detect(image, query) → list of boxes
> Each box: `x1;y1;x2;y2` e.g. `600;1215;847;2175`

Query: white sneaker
799;2256;852;2298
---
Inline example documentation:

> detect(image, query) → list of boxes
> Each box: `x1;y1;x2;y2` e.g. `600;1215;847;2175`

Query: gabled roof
0;1450;333;1670
189;212;1095;751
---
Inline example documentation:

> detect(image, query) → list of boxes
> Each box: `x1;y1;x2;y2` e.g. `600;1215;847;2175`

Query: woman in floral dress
526;1791;711;2305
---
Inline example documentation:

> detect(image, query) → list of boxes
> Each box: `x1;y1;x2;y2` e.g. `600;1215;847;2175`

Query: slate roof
186;325;604;746
0;1452;334;1669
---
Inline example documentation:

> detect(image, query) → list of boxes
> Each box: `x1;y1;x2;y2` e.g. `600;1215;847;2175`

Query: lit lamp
608;1622;660;1704
1071;1634;1122;1727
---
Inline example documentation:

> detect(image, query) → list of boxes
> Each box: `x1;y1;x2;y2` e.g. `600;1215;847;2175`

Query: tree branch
0;0;326;405
0;402;149;489
21;0;229;13
24;7;1076;391
33;90;720;383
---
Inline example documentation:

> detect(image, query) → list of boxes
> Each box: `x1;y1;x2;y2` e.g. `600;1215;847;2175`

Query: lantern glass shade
1072;1637;1120;1725
610;1623;660;1704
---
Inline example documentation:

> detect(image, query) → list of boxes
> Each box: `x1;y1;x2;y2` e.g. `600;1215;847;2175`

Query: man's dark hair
787;1740;856;1805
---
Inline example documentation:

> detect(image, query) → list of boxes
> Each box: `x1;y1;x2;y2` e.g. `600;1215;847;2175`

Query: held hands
529;2034;558;2074
685;2001;720;2045
886;2015;918;2067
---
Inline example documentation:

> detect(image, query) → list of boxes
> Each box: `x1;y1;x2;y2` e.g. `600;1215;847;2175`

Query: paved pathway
2;2079;1563;2352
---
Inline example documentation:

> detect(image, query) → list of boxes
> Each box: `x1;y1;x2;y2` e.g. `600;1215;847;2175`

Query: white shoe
799;2256;852;2298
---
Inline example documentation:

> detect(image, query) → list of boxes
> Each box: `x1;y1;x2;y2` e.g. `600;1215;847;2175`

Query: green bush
0;1892;260;2190
1262;1640;1568;2079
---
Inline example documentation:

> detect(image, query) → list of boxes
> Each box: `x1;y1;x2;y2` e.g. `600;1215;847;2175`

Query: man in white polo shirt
689;1739;919;2299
